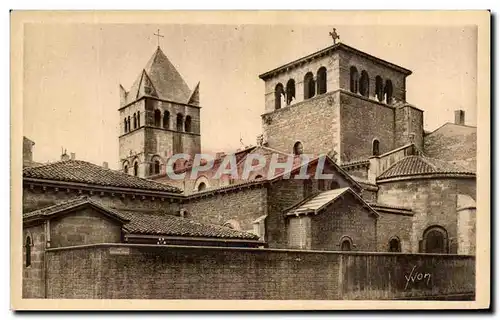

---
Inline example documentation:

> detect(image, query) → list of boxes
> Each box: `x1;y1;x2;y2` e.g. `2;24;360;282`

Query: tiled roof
119;210;259;240
22;196;128;222
286;187;378;217
125;47;192;105
23;160;182;193
23;197;260;241
377;155;475;180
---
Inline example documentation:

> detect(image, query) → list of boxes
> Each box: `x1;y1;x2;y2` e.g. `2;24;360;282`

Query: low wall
45;244;475;300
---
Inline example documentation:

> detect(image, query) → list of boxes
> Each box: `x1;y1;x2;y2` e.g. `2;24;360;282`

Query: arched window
389;237;401;252
133;113;137;129
153;159;160;175
25;236;32;267
372;139;380;156
154;109;161;127
384;80;393;104
176;113;184;131
340;236;353;251
330;180;340;190
137;111;140;127
274;83;285;110
293;141;303;155
422;226;448;253
349;66;359;93
359;70;369;97
197;182;206;191
375;76;384;102
286;79;295;105
127;116;131;132
163;111;170;129
133;161;139;177
304;72;315;99
185;115;192;133
303;179;313;199
317;67;327;95
123;161;129;174
124;118;128;133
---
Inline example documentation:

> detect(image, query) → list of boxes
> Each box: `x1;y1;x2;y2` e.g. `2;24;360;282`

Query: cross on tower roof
153;29;164;48
329;28;340;45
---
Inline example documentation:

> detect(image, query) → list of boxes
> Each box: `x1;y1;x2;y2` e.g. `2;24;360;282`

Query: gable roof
124;47;192;105
23;197;260;241
23;160;182;194
377;155;475;181
286;187;379;217
23;196;129;223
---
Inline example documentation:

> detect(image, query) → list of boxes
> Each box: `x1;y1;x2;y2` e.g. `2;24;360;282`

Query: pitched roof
23;197;260;241
377;155;476;181
286;187;379;217
124;47;192;105
23;196;128;223
23;160;182;193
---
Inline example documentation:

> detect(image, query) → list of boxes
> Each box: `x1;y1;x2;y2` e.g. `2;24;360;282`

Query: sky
22;23;477;169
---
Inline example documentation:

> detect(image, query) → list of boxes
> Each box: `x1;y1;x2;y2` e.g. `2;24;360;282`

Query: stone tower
118;46;201;178
259;42;423;163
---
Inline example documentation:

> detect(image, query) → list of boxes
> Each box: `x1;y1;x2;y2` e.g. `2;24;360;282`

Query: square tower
119;47;201;178
259;42;421;163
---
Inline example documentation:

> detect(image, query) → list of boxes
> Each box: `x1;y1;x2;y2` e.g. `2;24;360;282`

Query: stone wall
22;224;46;298
375;211;413;253
44;244;475;300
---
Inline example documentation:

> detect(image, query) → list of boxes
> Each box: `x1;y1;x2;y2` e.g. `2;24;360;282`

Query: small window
127;116;131;131
293;141;303;155
341;239;352;251
176;114;184;131
185;115;192;133
359;70;369;97
375;76;384;102
317;67;327;95
389;237;401;252
25;236;32;267
163;111;170;129
154;160;160;175
137;111;140;127
154;109;161;127
197;182;207;191
372;139;380;156
133;161;139;176
286;79;295;105
349;66;359;93
275;83;285;110
384;80;393;104
123;165;128;174
133;113;137;129
304;72;315;99
124;118;128;133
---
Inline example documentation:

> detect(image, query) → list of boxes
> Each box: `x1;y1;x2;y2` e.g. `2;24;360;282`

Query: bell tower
118;45;201;178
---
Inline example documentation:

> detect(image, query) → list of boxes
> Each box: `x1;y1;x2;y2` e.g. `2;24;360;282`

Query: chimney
61;149;70;161
70;152;76;160
454;110;465;125
102;161;108;169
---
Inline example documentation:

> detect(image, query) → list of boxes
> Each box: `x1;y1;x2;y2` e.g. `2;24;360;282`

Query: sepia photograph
11;10;490;310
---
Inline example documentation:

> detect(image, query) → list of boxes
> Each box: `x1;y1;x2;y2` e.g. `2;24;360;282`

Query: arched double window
25;236;32;267
286;79;295;105
372;139;380;156
154;109;161;127
149;159;160;175
176;113;184;132
384;80;393;104
163;111;170;129
349;66;359;93
375;76;384;102
359;70;370;97
316;67;327;95
185;115;192;133
389;237;402;252
275;83;285;110
304;72;315;99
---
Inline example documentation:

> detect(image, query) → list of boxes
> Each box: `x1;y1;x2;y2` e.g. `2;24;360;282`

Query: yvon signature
404;265;431;290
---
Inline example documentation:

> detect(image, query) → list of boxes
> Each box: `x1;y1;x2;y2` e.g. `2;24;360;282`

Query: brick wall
309;193;377;251
375;211;413;252
49;207;123;248
22;224;45;298
45;244;475;300
23;188;181;216
287;216;311;249
394;105;424;150
182;187;268;233
377;178;476;253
